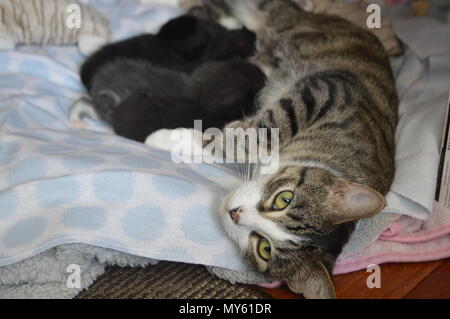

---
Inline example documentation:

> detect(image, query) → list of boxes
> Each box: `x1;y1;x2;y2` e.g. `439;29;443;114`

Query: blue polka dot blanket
0;0;268;295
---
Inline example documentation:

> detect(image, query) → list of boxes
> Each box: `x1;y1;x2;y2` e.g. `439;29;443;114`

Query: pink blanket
259;202;450;289
334;202;450;274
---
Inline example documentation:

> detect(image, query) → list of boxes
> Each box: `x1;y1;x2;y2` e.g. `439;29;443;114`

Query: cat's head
220;166;385;299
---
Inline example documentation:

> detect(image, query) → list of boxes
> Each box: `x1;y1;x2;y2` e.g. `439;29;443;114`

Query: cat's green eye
257;238;271;261
272;191;294;210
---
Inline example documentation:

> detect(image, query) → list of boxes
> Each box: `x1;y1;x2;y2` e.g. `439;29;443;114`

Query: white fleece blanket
0;0;449;298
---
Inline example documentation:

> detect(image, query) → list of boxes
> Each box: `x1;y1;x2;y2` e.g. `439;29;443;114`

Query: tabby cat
183;0;398;298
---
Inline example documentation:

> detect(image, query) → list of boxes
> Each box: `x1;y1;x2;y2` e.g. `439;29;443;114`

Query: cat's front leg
213;113;278;167
249;29;283;77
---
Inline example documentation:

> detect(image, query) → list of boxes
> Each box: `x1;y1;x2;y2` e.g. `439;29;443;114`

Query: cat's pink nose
229;207;243;224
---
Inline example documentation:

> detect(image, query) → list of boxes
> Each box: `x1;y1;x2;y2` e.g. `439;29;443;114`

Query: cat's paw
145;128;204;161
145;129;179;152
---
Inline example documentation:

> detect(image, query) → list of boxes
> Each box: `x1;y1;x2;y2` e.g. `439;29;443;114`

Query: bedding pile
334;16;450;273
0;0;449;298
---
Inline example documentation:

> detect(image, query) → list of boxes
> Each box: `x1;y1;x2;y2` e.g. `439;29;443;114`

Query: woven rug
76;262;271;299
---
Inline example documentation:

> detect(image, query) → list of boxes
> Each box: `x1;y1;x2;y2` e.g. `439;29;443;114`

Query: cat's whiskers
251;161;261;183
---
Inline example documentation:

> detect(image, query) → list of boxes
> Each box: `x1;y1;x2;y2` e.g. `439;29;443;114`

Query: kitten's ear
157;15;199;42
287;262;336;299
328;179;385;224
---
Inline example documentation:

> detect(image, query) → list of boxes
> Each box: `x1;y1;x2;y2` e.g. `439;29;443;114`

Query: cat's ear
328;178;385;224
287;262;336;299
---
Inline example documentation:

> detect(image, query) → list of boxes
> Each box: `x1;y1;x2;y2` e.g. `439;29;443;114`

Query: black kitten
81;15;258;89
112;59;265;142
77;15;265;142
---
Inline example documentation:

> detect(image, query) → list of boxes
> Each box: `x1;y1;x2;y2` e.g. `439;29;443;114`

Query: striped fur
0;0;108;46
295;0;402;56
187;0;398;298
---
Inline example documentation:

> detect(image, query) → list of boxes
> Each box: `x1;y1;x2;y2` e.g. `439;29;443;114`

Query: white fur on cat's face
144;128;298;250
220;179;298;252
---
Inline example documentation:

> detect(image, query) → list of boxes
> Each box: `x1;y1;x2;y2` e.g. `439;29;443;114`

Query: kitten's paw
78;35;108;56
69;98;99;130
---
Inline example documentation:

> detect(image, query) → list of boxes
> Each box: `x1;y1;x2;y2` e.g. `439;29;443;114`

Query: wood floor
257;259;450;299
